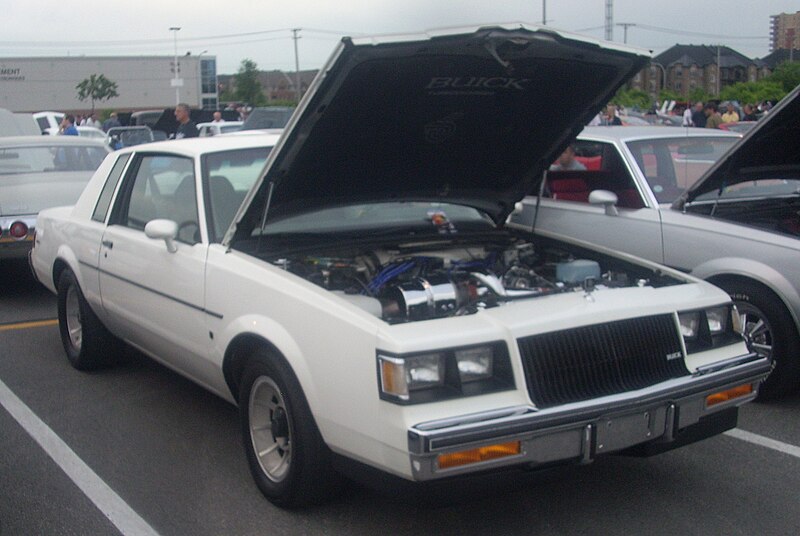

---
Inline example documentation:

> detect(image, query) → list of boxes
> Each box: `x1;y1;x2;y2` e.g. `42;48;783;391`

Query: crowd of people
680;100;764;128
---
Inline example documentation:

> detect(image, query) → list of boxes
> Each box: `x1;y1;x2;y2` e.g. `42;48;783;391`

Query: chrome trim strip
78;260;224;319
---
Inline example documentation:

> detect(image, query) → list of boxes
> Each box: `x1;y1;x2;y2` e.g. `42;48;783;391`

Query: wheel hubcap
65;285;83;351
736;302;773;359
249;376;292;482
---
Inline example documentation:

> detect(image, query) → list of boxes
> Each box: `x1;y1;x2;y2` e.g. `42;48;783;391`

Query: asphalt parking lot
1;258;799;536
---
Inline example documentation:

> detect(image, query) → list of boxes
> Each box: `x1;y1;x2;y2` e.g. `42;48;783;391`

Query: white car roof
579;125;742;142
114;132;283;157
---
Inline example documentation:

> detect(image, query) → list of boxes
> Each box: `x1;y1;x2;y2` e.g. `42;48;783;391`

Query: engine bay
264;232;681;323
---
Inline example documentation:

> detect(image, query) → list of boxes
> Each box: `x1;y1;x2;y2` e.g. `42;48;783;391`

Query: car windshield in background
0;144;108;174
241;107;295;130
258;202;493;236
694;178;800;202
625;137;739;203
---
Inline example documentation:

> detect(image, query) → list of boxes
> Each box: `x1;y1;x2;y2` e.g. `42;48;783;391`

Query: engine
270;236;657;323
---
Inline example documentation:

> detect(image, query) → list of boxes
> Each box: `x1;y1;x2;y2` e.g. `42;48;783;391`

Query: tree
687;87;713;104
234;59;267;106
720;80;785;105
75;74;119;114
611;87;652;111
768;61;800;93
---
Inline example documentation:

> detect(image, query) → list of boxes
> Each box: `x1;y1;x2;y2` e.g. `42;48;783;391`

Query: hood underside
678;84;800;206
228;24;650;245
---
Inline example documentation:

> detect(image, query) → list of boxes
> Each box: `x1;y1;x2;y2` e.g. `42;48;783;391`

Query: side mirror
588;190;619;216
144;219;179;253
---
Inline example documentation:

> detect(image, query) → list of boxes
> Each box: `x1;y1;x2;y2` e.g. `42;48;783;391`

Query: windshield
694;178;800;202
256;202;493;236
0;144;107;174
625;137;739;203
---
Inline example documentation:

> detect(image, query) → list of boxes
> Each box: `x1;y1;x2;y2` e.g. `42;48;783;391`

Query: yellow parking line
0;319;58;332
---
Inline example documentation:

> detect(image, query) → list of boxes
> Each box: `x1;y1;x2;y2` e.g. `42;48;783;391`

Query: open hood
677;84;800;207
227;23;649;245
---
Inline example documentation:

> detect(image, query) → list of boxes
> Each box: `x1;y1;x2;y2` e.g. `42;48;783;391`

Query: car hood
226;23;650;246
677;84;800;207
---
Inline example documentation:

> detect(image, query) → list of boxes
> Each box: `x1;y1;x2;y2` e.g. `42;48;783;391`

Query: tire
720;280;800;400
57;269;121;370
239;348;341;508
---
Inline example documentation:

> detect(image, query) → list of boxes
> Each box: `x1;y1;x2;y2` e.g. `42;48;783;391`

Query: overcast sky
2;1;798;74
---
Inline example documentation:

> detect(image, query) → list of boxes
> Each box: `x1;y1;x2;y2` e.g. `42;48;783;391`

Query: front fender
219;314;317;407
691;256;800;330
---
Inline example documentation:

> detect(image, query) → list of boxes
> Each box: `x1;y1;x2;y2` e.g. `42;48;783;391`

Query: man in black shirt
690;101;706;128
174;103;199;139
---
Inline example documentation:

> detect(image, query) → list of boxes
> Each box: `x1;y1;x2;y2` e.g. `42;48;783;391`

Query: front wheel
721;280;800;399
239;349;341;507
57;269;121;370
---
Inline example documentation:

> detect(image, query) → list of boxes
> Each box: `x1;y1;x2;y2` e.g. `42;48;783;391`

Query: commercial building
770;11;800;52
0;55;219;113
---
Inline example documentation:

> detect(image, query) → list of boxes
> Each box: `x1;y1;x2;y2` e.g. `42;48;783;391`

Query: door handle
102;240;114;249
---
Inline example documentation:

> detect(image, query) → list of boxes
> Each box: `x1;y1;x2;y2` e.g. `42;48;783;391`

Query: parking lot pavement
2;276;800;535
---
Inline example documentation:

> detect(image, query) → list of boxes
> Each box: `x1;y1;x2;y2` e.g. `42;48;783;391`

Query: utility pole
170;27;182;105
542;0;546;25
292;28;301;104
617;22;636;44
605;0;613;41
716;45;721;96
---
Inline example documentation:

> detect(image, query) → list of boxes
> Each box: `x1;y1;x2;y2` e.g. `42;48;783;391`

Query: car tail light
9;221;29;239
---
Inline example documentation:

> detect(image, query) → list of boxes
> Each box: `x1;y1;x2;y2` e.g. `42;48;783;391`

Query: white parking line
0;378;160;536
725;428;800;459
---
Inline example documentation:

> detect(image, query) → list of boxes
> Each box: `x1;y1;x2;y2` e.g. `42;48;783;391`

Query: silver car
512;87;800;399
0;136;109;259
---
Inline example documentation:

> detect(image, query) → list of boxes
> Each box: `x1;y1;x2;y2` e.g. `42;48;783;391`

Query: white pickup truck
30;24;771;508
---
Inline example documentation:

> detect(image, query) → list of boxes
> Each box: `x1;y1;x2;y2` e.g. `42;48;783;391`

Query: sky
1;1;798;74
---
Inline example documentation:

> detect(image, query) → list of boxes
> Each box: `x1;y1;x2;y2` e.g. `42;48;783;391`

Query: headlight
377;342;513;404
678;311;701;339
678;305;742;353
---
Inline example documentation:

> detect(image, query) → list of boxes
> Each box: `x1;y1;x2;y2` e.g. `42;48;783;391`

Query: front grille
518;314;689;408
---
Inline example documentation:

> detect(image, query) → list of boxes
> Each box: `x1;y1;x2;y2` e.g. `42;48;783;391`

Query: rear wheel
239;348;341;507
57;269;121;370
720;280;800;399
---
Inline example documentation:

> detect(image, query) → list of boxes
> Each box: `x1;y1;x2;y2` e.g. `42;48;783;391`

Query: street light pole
170;27;181;105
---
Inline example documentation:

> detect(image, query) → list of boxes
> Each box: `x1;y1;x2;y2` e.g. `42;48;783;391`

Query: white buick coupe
31;24;770;507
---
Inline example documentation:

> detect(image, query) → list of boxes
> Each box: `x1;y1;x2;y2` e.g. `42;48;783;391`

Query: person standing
605;105;622;125
174;103;199;139
83;112;101;128
691;102;706;128
59;115;79;136
705;103;723;129
681;104;693;126
741;103;758;121
102;112;121;132
721;103;740;123
212;111;224;123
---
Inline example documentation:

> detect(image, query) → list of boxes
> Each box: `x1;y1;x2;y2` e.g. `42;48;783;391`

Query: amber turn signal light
437;441;521;470
706;384;753;407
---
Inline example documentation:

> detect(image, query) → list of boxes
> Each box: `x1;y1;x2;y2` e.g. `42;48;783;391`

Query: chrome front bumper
407;352;770;480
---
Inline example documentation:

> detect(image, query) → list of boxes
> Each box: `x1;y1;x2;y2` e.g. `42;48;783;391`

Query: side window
117;155;200;244
546;141;644;209
92;154;131;223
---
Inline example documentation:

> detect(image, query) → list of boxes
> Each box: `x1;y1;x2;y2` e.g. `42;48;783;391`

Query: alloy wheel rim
65;285;83;351
248;376;292;482
736;302;772;359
